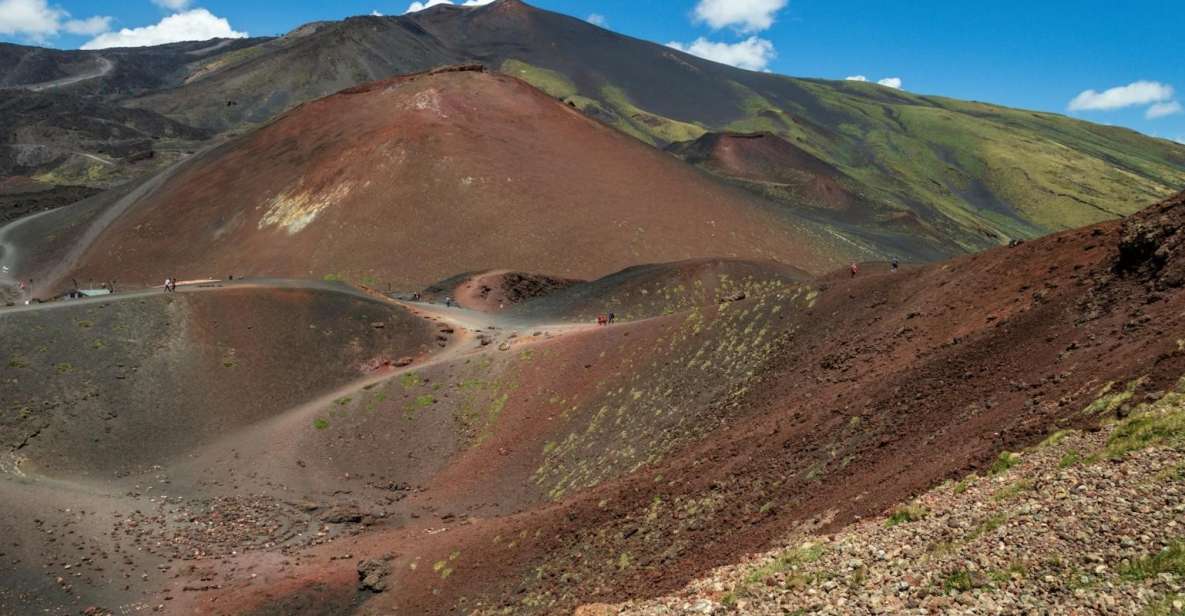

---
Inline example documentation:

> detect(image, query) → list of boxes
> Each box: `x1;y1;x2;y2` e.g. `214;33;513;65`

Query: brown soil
453;270;583;312
59;67;851;295
215;192;1184;615
5;194;1183;615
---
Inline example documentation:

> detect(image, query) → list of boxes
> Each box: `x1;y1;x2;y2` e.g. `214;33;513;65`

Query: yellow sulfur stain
258;182;353;234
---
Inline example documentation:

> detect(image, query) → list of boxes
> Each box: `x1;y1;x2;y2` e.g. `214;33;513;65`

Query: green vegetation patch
886;503;929;527
400;372;422;389
988;451;1022;475
312;418;329;430
501;59;579;99
953;474;977;494
1119;541;1185;582
941;569;979;593
965;513;1009;543
744;542;827;586
992;479;1034;501
1104;379;1185;460
1083;378;1147;417
1058;450;1083;468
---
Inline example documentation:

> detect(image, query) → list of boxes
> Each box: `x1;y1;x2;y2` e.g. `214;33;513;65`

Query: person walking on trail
608;312;616;325
891;257;899;273
850;263;859;278
164;277;171;293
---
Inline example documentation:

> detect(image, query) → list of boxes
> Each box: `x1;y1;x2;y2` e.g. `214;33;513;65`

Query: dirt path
3;141;223;298
22;56;114;91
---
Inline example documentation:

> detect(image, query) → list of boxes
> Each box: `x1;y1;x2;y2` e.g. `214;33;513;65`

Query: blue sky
3;0;1183;142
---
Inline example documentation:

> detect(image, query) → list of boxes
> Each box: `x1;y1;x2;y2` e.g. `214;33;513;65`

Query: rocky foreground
583;377;1185;615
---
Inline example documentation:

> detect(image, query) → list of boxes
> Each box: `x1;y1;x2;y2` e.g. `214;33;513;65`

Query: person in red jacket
850;263;859;278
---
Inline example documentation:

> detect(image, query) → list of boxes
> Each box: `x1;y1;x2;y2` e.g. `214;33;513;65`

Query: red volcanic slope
668;131;860;210
168;193;1185;615
65;67;851;290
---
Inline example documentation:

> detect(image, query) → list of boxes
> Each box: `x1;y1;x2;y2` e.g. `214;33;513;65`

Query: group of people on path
163;276;178;293
596;312;616;326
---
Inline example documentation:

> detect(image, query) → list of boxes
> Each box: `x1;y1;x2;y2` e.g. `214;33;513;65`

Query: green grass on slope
598;84;707;145
493;57;1185;252
500;59;707;146
764;79;1184;245
528;67;1185;251
501;59;579;99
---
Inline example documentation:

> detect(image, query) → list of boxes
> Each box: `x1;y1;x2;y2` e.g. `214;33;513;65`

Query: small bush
886;503;929;527
744;543;826;586
953;474;977;494
965;513;1009;543
992;479;1034;501
1119;542;1185;581
1105;396;1185;460
988;451;1021;475
312;418;329;430
942;569;976;593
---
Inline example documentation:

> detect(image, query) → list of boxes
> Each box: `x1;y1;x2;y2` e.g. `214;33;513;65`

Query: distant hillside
0;38;267;97
121;0;1185;253
0;90;210;187
50;67;861;291
0;40;262;188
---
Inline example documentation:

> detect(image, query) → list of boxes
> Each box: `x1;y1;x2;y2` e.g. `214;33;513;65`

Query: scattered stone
357;559;392;593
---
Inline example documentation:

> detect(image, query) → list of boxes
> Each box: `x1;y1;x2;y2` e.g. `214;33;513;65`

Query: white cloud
846;75;903;90
80;8;245;50
667;36;776;71
692;0;787;33
587;13;607;27
1068;80;1174;111
370;10;383;16
151;0;191;10
1146;101;1183;119
404;0;493;13
64;15;111;35
0;0;111;42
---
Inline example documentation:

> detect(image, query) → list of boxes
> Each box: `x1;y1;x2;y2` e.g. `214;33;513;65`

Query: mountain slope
126;0;1185;254
0;90;211;187
0;38;267;97
52;66;857;292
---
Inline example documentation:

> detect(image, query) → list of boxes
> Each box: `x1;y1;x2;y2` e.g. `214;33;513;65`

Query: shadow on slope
0;283;436;477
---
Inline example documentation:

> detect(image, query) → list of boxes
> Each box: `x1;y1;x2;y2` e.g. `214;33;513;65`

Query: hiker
608;312;616;324
596;314;607;326
850;263;859;278
891;257;899;273
164;277;171;292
